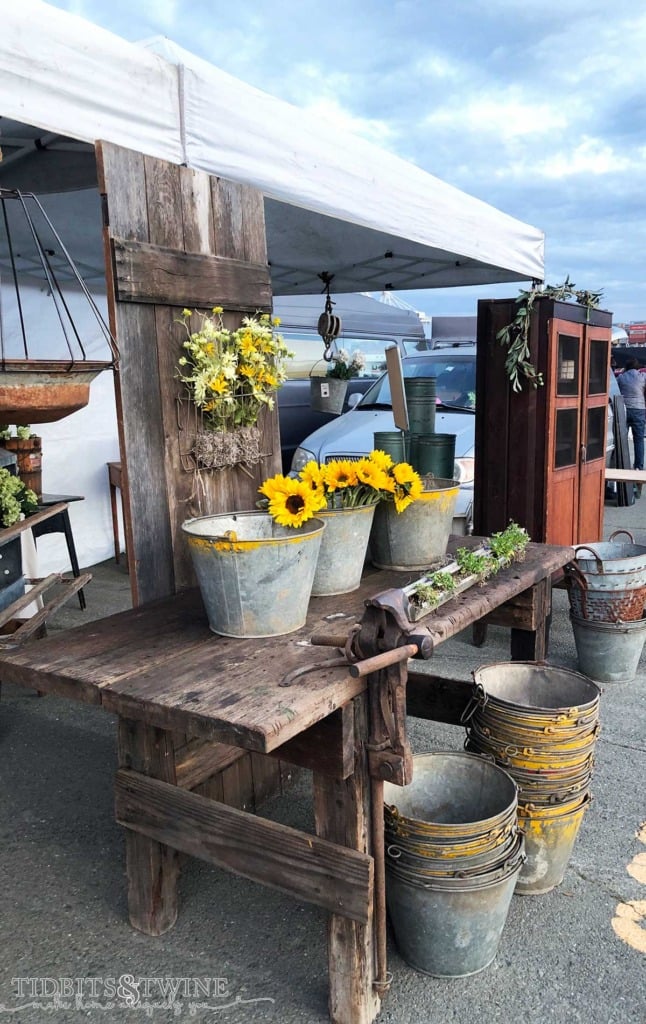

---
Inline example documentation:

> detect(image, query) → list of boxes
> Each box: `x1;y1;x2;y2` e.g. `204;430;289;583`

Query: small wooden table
0;538;573;1023
107;461;126;566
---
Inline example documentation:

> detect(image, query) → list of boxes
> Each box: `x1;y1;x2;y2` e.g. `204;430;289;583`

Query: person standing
617;357;646;495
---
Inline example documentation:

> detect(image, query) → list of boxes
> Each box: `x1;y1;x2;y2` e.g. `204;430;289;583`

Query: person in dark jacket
617;357;646;494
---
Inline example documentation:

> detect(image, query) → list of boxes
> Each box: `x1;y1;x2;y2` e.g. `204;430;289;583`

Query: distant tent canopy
0;3;545;298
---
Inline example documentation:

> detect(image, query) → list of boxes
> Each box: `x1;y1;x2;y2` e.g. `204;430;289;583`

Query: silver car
290;349;477;534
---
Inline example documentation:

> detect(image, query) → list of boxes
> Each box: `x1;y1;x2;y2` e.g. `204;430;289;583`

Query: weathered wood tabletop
0;539;573;746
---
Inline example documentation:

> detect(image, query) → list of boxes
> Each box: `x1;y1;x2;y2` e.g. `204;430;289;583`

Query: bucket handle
386;844;402;860
460;680;487;724
572;547;605;572
609;529;635;544
564;563;590;590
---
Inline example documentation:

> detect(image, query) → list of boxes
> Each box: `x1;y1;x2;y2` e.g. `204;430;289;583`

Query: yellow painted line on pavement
612;820;646;956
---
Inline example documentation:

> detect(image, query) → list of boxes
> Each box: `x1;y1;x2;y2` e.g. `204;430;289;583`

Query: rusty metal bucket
182;511;325;638
515;792;591;895
564;563;646;622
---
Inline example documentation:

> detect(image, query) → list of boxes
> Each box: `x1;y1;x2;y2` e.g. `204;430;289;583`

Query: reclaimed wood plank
117;719;180;936
271;706;355;780
180;166;215;255
211;177;247;260
97;141;174;605
313;695;380;1024
174;739;246;790
100;640;366;752
406;672;474;726
115;768;373;925
221;753;255;812
144;154;184;250
250;753;283;806
113;238;272;310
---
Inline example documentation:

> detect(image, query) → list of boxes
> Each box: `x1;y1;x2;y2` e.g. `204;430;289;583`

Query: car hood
297;406;475;460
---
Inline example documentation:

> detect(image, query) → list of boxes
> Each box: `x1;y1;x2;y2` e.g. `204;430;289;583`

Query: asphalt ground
0;499;645;1024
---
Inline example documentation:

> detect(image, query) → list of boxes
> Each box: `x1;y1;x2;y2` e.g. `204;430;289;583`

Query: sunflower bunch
259;450;423;528
177;307;293;431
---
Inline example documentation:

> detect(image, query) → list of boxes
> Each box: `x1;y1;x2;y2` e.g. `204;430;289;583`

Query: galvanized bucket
310;503;376;596
572;529;646;587
471;662;601;722
386;832;525;976
570;611;646;683
309;376;348;414
370;479;459;570
182;511;325;638
515;792;591;895
383;751;518;845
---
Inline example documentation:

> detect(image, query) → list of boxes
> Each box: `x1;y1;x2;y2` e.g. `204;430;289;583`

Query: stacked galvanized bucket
465;662;600;896
384;751;525;977
564;529;646;682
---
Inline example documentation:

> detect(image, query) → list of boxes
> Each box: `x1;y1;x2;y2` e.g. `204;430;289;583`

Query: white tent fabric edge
1;1;545;291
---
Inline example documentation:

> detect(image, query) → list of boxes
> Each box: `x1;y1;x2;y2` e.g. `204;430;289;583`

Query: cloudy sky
49;0;646;324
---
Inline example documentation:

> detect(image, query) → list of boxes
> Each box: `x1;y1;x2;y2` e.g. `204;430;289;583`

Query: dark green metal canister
404;377;437;434
374;430;410;462
410;433;456;478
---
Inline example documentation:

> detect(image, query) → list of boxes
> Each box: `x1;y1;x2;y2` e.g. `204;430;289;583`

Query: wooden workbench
0;538;573;1023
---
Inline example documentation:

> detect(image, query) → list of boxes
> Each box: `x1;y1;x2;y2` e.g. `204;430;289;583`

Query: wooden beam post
117;718;180;936
313;695;381;1024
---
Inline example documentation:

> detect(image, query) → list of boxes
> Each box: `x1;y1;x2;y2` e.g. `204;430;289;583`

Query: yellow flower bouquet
259;450;423;528
177;306;293;469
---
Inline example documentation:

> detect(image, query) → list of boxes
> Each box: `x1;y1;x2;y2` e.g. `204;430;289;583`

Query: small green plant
0;425;11;441
497;277;603;392
0;467;38;527
412;570;457;608
15;425;34;440
455;547;496;578
489;522;530;562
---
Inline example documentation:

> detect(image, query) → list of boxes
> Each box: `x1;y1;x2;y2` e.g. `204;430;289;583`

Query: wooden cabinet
474;297;612;547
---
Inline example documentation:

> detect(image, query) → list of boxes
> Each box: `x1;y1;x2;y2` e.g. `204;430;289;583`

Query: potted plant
0;466;38;527
176;306;292;470
259;450;422;595
310;347;366;414
1;425;42;499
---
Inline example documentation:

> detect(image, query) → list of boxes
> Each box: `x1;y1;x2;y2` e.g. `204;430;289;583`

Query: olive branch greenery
496;276;604;392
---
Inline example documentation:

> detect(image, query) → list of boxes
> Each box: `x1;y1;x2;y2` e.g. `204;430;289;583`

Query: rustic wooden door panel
96;141;281;604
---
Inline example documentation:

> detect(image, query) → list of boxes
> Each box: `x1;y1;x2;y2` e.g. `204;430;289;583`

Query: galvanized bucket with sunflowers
182;450;425;638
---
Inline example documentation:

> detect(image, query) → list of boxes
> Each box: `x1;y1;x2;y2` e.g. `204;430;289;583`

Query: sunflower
324;460;358;492
355;458;390;493
300;461;327;507
369;449;394;471
392;462;420;488
266;477;320;527
259;473;290;501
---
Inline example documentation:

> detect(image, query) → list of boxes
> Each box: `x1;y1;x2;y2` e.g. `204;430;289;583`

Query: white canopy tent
0;0;545;575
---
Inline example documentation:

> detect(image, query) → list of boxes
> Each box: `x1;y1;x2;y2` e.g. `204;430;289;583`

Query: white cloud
424;93;569;141
498;137;641;181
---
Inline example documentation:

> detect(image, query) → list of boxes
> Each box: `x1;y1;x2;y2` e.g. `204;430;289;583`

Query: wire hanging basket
0;187;117;423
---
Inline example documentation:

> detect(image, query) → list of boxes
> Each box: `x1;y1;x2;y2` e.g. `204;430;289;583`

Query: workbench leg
510;577;552;661
117;718;180;936
313;695;381;1024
